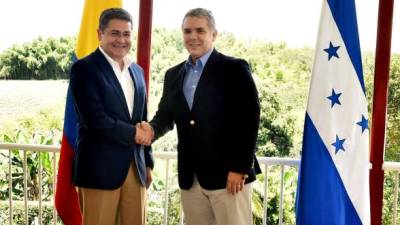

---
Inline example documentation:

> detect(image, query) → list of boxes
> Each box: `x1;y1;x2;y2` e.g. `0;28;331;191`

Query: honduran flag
55;0;122;224
295;0;370;224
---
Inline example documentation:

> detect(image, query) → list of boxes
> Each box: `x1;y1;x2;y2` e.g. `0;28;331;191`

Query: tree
0;37;75;80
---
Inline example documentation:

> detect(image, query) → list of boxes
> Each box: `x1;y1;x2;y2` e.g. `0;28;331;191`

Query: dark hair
99;8;133;32
182;8;216;31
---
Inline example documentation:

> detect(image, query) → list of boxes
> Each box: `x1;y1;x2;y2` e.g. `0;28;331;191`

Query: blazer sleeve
143;96;155;169
70;59;136;147
149;69;175;140
130;63;155;169
226;59;261;174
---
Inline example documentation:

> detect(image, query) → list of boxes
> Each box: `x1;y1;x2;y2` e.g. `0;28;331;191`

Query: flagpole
137;0;153;96
370;0;394;224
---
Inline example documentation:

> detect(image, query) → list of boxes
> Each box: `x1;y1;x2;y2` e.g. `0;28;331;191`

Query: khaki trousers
181;176;253;225
78;163;146;225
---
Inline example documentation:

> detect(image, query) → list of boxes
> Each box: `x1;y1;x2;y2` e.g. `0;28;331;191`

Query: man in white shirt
69;8;153;225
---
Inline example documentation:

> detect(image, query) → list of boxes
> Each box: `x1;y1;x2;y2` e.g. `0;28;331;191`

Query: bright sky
1;0;399;53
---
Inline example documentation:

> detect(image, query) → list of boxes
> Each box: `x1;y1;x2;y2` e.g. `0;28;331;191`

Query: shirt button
190;120;195;125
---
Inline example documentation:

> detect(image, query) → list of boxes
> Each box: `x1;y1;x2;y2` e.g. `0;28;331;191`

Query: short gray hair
99;8;133;32
182;8;217;31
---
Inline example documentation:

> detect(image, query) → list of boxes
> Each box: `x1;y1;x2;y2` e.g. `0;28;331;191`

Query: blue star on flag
357;114;369;133
324;42;340;60
327;89;342;107
332;135;346;154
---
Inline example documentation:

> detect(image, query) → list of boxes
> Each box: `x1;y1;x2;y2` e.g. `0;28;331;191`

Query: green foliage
382;172;396;225
257;79;294;157
385;54;400;161
0;37;75;80
0;203;61;224
361;52;400;162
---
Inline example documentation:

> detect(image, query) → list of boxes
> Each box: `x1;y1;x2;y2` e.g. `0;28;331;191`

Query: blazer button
190;120;195;125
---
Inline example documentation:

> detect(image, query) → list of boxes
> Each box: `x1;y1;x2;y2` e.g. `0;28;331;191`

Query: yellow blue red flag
55;0;122;224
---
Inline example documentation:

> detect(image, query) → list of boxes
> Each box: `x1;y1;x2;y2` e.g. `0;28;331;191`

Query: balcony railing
0;143;399;225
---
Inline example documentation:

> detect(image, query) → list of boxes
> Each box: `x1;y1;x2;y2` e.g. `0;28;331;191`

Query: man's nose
188;32;197;39
116;35;129;43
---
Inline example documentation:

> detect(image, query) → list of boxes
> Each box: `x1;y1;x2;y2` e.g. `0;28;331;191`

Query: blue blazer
150;49;261;190
70;48;153;189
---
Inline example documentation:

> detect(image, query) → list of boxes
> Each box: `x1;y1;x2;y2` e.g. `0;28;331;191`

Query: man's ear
97;29;102;41
212;30;218;41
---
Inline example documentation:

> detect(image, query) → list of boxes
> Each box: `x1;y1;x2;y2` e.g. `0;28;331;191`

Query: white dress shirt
99;47;135;117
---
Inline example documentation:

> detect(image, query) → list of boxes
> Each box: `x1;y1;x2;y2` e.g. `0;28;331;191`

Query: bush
0;37;75;80
0;201;62;225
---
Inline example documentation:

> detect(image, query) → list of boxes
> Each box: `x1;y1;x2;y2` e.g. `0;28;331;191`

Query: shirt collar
185;48;214;69
99;46;132;71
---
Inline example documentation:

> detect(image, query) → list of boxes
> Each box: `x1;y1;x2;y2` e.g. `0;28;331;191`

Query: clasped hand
135;122;154;146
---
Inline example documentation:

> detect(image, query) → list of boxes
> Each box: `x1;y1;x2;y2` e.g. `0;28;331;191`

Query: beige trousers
181;176;253;225
78;163;146;225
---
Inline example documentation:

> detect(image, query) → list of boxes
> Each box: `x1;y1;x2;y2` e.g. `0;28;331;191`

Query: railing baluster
279;165;285;225
163;159;170;225
23;150;28;224
8;149;13;225
263;164;268;225
393;171;399;225
38;152;43;225
52;152;57;225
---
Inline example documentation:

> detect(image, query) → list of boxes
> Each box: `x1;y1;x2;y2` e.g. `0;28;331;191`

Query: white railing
0;143;59;225
0;143;399;225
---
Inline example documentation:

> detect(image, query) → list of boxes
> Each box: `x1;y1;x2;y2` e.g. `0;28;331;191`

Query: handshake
135;121;154;146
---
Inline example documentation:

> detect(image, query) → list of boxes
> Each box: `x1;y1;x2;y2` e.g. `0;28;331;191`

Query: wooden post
370;0;394;224
136;0;153;96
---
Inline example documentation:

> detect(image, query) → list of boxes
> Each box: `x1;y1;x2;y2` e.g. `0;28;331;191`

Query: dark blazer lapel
93;49;131;118
192;49;219;109
129;64;145;122
176;65;192;112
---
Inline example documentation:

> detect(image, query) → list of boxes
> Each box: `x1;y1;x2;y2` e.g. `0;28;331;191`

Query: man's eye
111;32;120;37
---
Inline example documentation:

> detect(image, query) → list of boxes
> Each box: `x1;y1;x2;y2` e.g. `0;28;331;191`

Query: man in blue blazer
69;8;153;225
139;8;261;225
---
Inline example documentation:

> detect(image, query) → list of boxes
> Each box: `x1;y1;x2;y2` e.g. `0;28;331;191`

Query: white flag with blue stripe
295;0;370;224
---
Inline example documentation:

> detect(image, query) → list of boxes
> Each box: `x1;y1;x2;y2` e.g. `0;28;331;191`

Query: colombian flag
55;0;122;224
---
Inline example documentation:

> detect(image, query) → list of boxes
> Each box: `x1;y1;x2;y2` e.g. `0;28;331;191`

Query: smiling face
98;18;132;63
182;16;217;62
